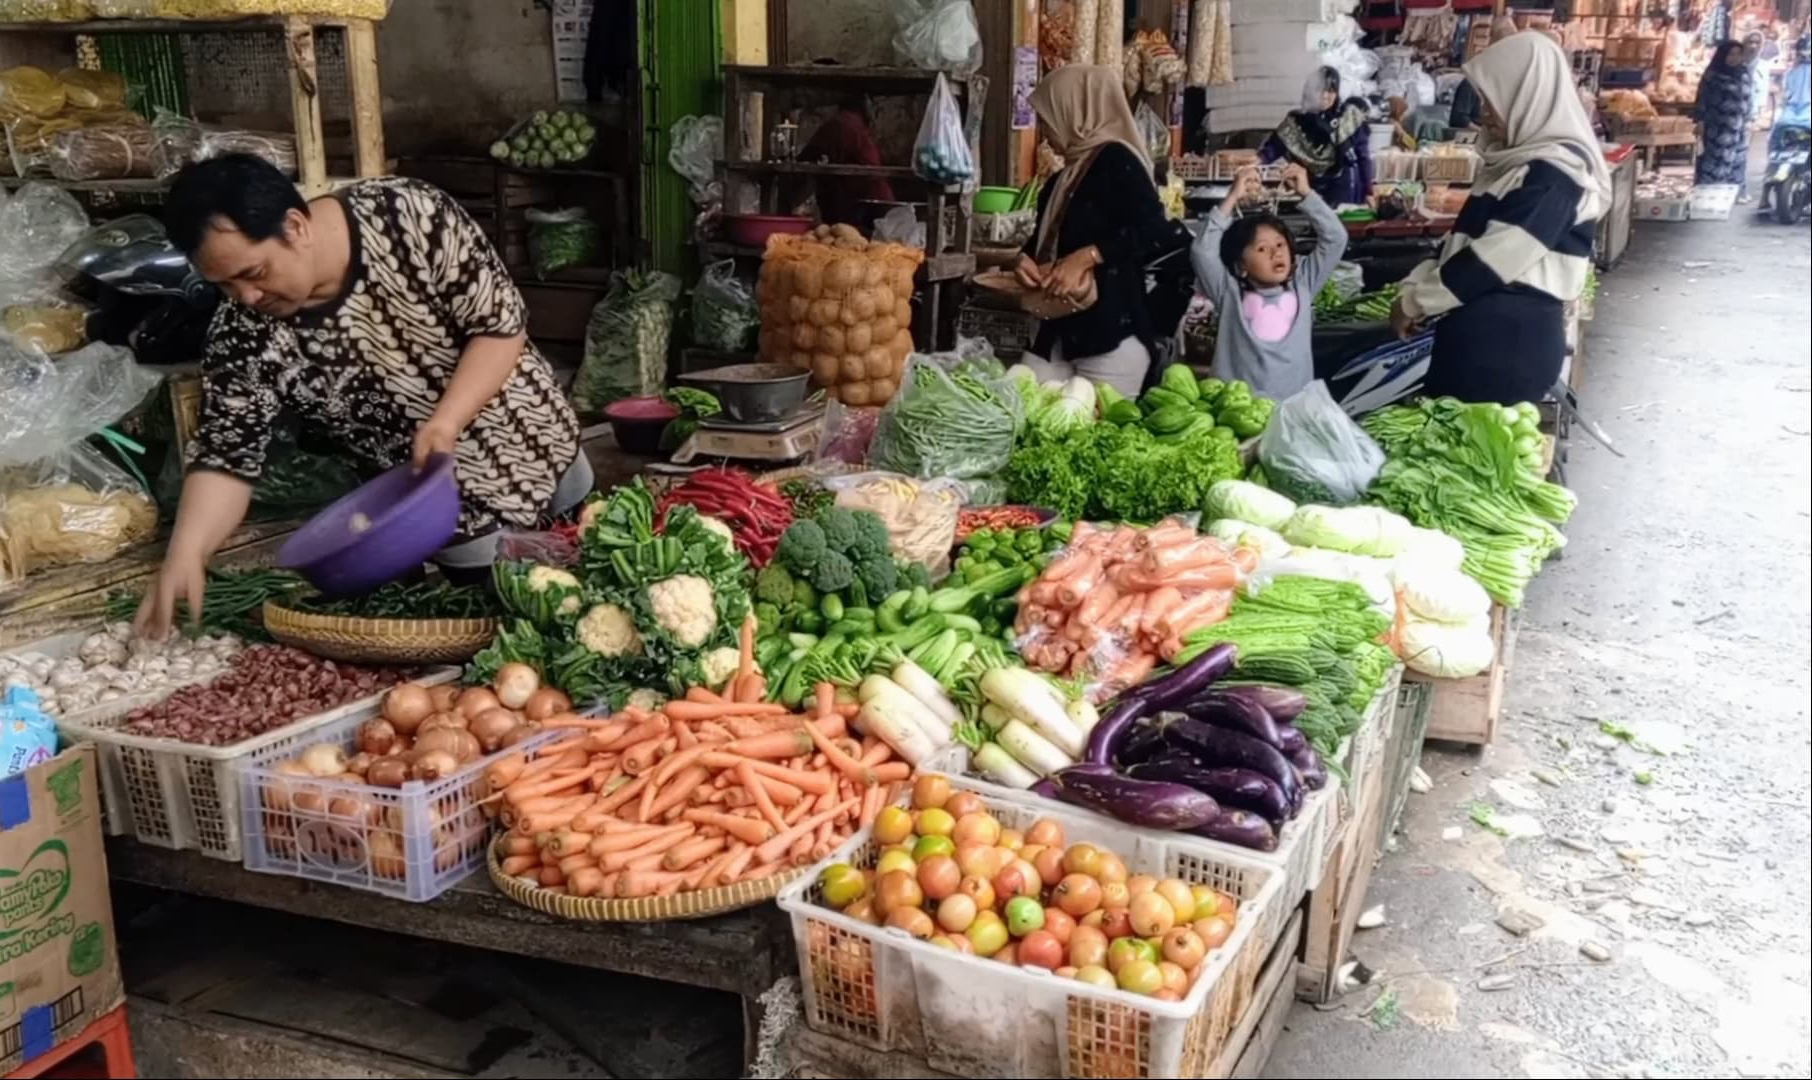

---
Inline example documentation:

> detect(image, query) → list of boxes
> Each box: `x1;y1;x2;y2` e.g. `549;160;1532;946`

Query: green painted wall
644;0;722;274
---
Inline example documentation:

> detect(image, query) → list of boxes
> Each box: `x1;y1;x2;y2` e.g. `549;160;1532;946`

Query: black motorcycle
51;214;219;365
1760;125;1811;226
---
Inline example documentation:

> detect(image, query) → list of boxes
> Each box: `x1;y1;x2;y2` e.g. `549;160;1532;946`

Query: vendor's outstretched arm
414;331;527;467
134;470;253;640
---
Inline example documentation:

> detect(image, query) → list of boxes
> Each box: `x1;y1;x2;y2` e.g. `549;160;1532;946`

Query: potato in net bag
0;339;162;582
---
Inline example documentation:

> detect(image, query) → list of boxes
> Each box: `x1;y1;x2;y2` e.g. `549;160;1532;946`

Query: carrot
672;720;699;751
1074;581;1121;626
501;854;538;877
700;754;832;795
696;720;733;743
724;716;771;739
662;834;727;871
717;842;757;884
567;867;606;897
681;808;774;846
583;723;634;753
599;714;670;753
621;736;668;776
515;795;595;835
1104;652;1158;691
486;754;528;792
541;714;633;729
1156;588;1233;637
737;761;788;831
661;699;790;723
835;702;860;719
804;721;876;785
725;728;814;760
587;827;672;857
745;674;768;702
755;798;858;865
1055;556;1103;607
499;834;537;856
814;682;836;720
650;743;712;788
588;772;651;817
1118;593;1147;635
598;824;693;872
783;797;813;825
737;613;757;695
506;763;606;806
557;851;597;876
740;861;786;883
1140;586;1183;633
538;866;566;887
643;764;711;822
750;772;805;805
616;869;689;898
858;783;884;827
548;830;593;856
685;685;724;704
869;761;909;783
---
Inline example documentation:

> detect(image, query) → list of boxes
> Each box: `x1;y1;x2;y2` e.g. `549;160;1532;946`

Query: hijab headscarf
1031;65;1151;172
1464;32;1612;217
1277;66;1369;176
1703;39;1750;88
1031;65;1150;254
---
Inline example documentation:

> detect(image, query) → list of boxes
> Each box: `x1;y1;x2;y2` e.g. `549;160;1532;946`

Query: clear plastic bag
1328;261;1365;303
571;271;681;415
668;114;723;206
1133;101;1171;164
873;204;925;248
1;300;87;353
46;123;156;181
690;259;759;352
151;109;297;178
1256;380;1384;506
818;400;881;465
869;351;1022;481
822;470;964;577
0;339;162;582
911;73;975;185
526;207;601;279
0;183;88;306
894;0;982;75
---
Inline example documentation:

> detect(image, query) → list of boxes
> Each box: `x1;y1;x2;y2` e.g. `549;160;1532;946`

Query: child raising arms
1189;164;1348;399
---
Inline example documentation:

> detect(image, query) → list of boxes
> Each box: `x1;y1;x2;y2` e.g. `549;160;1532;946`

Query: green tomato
1005;895;1045;937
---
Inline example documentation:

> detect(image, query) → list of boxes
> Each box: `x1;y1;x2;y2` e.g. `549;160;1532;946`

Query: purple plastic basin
278;453;461;596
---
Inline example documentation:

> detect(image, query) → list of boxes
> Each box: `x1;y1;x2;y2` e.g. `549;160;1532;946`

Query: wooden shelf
0;14;353;34
719;158;956;185
0;175;168;193
721;64;965;92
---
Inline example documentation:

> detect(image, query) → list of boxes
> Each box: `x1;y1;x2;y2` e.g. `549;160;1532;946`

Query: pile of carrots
485;619;909;900
1014;521;1253;697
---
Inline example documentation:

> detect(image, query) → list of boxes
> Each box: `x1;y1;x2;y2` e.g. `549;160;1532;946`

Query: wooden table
106;840;796;1066
1622;130;1698;175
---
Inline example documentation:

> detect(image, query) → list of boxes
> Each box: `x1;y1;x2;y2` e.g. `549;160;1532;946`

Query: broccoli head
849;509;894;561
791;578;819;611
776;519;827;574
754;563;797;606
853;556;898;604
814;506;861;555
810;550;855;594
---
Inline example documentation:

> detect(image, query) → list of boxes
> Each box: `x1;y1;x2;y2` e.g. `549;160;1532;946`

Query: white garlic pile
0;623;244;717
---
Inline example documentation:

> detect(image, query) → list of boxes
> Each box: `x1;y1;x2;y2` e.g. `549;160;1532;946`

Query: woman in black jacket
1013;65;1190;397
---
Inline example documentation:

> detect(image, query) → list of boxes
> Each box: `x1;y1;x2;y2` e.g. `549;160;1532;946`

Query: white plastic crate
56;667;456;861
239;707;565;902
928;742;1328;936
778;775;1280;1079
1689;183;1739;220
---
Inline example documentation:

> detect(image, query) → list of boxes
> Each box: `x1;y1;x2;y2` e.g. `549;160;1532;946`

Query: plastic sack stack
755;228;922;406
570;271;681;416
0;340;161;584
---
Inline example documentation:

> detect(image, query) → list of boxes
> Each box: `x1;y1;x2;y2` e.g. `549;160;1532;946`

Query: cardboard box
1635;195;1690;221
0;745;123;1074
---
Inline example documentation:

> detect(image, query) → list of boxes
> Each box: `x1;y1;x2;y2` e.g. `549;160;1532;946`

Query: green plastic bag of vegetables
526;207;600;279
690;260;759;352
1255;380;1384;506
868;352;1022;480
571;270;682;416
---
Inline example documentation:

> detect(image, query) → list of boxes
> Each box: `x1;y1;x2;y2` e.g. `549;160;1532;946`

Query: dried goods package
755;225;923;406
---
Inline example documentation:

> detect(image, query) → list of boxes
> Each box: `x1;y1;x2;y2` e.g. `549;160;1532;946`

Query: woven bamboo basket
487;841;804;921
262;600;498;665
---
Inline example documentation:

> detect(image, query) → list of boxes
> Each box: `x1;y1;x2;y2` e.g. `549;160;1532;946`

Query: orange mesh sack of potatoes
754;224;923;407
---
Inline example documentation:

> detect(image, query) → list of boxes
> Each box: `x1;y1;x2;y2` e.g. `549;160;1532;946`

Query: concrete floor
1266;210;1812;1076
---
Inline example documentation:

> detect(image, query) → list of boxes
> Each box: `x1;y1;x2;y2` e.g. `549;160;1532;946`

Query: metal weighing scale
655;399;827;472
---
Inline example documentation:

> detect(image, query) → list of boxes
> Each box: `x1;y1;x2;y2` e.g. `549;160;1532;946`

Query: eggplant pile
1028;644;1325;853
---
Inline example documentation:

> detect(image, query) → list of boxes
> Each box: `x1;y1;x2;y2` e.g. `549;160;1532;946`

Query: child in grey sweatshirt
1189;165;1349;399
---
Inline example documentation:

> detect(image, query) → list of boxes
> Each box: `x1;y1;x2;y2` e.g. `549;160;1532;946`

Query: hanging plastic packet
0;686;59;779
911;74;975;185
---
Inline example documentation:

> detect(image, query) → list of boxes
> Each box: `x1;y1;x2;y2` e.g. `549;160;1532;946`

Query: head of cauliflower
696;516;736;550
698;646;742;690
526;565;584;616
575;602;644;656
646;574;717;648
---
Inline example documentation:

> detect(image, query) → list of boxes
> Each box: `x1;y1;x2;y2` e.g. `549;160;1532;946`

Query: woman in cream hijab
1012;65;1188;397
1391;32;1609;405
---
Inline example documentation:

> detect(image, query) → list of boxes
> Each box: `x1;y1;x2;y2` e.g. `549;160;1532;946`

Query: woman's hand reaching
1044;246;1101;302
1013;252;1046;289
1389;296;1424;340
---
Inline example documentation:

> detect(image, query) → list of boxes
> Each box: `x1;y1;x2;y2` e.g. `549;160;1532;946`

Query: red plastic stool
6;1006;135;1079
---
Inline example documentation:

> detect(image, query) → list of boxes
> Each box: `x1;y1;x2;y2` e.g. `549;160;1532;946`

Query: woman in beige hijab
1392;32;1609;404
1012;65;1188;397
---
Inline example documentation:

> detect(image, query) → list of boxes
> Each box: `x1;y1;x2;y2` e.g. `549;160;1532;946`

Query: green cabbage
1279;504;1416;558
1205;479;1296;529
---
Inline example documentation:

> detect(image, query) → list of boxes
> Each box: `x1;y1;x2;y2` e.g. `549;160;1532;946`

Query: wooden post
345;18;387;179
284;18;328;195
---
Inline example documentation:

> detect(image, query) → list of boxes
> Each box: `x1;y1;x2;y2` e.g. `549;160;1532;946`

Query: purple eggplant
1178;689;1284;748
1132;643;1238;713
1115;721;1171;767
1050;766;1220;830
1127;761;1292;823
1084;696;1147;766
1190;810;1279;852
1030;777;1061;801
1216;684;1307;724
1274;724;1306;755
1158;717;1302;807
1289;744;1328;791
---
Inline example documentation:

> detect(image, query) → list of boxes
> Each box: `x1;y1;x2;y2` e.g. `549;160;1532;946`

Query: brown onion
345;752;375;777
357;716;398;756
427;683;461;712
300;743;348;778
414;727;481;764
457;687;501;719
326;793;369;820
417;711;469;736
494;663;540;709
411;749;460;781
522;687;571;722
365;758;409;788
497;723;541;749
383;684;434;734
468;708;520;754
367;830;406;879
